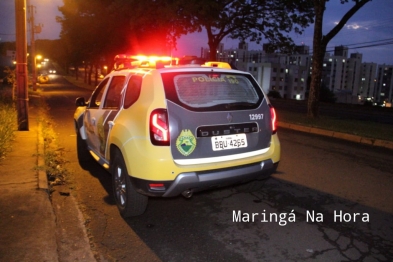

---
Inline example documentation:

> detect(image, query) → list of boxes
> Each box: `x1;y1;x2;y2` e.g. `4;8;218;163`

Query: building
375;64;393;105
202;42;309;99
0;50;16;67
321;46;361;103
201;42;388;105
0;50;16;79
359;62;377;102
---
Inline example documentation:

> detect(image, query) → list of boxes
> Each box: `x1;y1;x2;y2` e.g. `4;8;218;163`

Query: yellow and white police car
74;55;280;217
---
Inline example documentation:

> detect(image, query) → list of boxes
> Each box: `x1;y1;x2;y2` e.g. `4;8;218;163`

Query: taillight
269;104;277;134
150;109;170;146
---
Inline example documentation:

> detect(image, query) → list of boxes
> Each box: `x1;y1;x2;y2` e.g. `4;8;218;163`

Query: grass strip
278;110;393;142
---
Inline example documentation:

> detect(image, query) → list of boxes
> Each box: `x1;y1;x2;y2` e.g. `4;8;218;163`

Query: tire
76;127;91;162
111;151;148;217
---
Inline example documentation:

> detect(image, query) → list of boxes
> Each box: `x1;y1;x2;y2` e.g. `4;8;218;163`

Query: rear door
84;78;109;154
161;70;272;164
94;75;126;157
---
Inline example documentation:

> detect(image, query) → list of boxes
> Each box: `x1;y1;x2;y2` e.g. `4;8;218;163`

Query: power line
303;38;393;54
325;40;393;53
343;38;393;47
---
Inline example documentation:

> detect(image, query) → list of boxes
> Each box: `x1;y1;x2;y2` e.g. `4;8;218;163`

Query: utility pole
15;0;29;131
29;4;37;91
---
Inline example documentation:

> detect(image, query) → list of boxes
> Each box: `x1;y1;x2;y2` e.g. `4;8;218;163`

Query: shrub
0;91;17;159
268;90;282;99
319;84;336;103
2;67;16;86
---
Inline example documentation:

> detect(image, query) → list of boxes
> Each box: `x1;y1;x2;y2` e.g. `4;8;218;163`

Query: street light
32;54;42;90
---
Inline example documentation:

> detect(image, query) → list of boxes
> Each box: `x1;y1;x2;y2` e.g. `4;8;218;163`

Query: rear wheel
111;151;148;217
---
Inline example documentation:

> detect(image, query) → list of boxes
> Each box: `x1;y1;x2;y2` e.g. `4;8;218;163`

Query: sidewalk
0;105;95;261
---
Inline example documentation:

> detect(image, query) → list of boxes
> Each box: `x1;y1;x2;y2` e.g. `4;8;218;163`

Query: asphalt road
41;75;393;261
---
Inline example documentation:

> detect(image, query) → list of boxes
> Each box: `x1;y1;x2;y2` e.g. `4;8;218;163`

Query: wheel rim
114;165;127;207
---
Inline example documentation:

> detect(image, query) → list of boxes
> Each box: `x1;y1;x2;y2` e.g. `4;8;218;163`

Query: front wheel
111;151;148;217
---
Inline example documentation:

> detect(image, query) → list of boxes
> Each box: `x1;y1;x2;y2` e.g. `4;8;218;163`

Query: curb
278;122;393;150
37;121;48;189
33;101;97;261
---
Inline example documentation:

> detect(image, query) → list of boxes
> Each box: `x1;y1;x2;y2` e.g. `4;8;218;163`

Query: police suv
74;55;280;217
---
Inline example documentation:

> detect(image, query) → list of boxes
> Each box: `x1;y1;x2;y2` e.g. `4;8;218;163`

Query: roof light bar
114;54;179;70
113;54;232;70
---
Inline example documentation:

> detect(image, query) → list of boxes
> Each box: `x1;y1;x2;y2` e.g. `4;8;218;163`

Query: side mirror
75;97;86;107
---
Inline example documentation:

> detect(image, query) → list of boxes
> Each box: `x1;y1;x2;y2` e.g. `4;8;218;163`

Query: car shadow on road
74;156;393;261
78;157;115;206
121;176;393;261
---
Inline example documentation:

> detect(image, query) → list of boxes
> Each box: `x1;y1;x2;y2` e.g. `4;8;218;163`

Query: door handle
91;117;96;126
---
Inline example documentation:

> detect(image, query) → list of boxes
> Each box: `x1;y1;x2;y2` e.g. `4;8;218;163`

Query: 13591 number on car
212;134;248;151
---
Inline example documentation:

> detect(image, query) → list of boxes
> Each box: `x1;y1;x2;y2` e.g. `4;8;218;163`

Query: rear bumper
131;159;278;197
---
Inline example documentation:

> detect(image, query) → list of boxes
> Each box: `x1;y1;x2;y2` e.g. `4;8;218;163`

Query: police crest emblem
176;129;197;156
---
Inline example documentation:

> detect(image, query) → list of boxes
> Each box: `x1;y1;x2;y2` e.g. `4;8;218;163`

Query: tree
56;0;315;70
57;0;106;75
56;0;198;71
182;0;314;61
307;0;371;118
107;0;198;55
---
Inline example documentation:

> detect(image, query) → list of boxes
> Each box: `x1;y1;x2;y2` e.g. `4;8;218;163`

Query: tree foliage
57;0;197;69
179;0;314;60
2;67;15;85
57;0;117;69
56;0;315;72
307;0;371;118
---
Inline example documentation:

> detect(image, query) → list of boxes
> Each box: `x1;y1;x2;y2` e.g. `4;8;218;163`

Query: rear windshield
162;72;263;111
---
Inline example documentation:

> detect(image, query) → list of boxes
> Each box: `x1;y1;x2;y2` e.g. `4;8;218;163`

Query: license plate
211;134;247;151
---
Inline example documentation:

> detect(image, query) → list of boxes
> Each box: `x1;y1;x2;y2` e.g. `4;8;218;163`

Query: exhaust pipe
181;190;193;198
